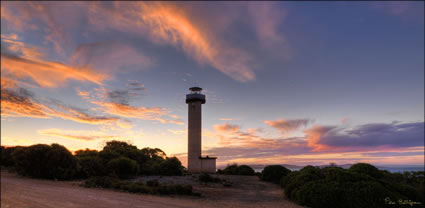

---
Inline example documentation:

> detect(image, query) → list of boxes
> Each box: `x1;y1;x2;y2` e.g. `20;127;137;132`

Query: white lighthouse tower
186;87;216;173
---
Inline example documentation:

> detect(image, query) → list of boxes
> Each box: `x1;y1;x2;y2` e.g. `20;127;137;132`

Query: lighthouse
186;87;216;173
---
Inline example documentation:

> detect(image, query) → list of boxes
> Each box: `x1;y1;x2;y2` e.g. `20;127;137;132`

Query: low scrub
280;164;424;208
220;164;255;176
261;165;291;184
84;176;196;196
199;173;221;183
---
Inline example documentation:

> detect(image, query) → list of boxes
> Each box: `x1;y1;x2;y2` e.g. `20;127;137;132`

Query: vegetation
261;165;291;184
10;144;78;180
280;164;424;208
0;140;185;180
219;164;255;175
199;173;222;183
107;157;140;179
84;176;196;196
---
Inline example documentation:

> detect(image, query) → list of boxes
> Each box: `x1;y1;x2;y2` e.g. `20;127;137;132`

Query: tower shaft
187;101;202;172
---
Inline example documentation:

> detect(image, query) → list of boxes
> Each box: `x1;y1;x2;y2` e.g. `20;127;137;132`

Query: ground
1;171;303;208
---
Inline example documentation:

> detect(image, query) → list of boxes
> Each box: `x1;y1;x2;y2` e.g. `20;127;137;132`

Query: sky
1;1;424;168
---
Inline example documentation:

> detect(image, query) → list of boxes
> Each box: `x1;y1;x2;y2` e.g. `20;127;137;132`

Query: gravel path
1;171;303;208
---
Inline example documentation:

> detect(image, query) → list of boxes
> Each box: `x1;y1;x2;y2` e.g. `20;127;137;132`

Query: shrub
1;146;21;167
158;157;184;176
199;173;221;183
84;176;121;188
295;180;345;208
222;163;239;175
349;163;383;179
84;176;194;195
221;164;255;175
236;165;255;176
261;165;291;184
77;156;107;178
107;157;139;179
147;179;159;187
280;164;424;208
11;144;77;180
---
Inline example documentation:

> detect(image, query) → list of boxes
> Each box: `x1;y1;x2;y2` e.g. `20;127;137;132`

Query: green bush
236;165;255;175
77;156;107;178
158;157;184;176
261;165;291;184
107;157;139;179
280;163;424;208
349;163;383;178
221;164;255;175
1;146;21;167
11;144;77;180
222;163;239;175
295;180;345;208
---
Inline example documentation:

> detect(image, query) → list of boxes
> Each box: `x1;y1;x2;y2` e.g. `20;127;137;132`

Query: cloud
1;2;89;56
1;82;49;118
1;53;108;88
246;2;291;59
76;84;184;125
70;41;153;74
38;128;120;141
1;34;43;59
2;2;293;83
105;84;145;105
305;122;425;151
91;101;183;125
86;2;256;82
264;118;310;134
206;123;310;166
214;123;241;134
205;121;425;166
1;81;121;125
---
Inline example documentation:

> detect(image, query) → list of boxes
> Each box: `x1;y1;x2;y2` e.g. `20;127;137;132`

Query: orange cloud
76;85;183;125
38;128;120;141
1;53;108;88
264;118;310;134
304;125;338;152
214;123;240;134
1;86;49;119
1;82;121;125
87;2;255;82
91;101;183;125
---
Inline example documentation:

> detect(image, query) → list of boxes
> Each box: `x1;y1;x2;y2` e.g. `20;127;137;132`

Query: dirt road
1;172;302;208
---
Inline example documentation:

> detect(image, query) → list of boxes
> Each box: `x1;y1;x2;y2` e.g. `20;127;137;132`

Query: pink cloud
264;118;310;134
